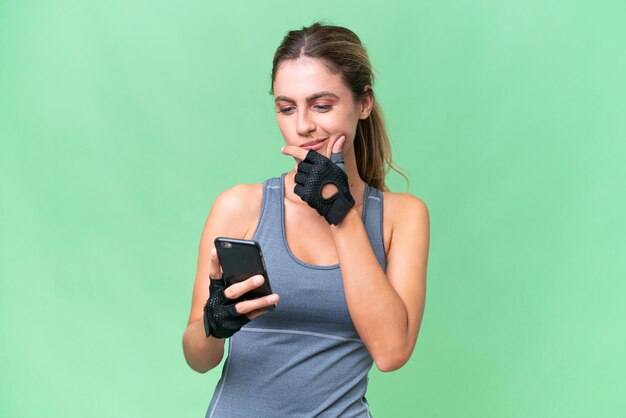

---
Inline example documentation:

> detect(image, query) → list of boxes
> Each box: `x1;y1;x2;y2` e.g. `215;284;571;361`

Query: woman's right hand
204;248;279;339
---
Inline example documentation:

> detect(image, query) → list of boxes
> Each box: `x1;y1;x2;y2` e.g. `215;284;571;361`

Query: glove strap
325;193;355;225
203;303;212;338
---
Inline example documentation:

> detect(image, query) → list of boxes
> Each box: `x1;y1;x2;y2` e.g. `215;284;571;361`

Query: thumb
332;136;346;153
330;136;347;173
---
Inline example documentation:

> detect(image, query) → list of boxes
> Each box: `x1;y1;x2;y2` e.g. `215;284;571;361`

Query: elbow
182;344;213;374
183;350;221;374
182;340;222;374
372;336;418;372
181;330;222;374
186;360;212;374
373;350;411;373
374;357;408;373
373;326;422;372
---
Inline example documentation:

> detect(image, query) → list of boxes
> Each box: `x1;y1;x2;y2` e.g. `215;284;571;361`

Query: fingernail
268;295;278;303
253;275;263;285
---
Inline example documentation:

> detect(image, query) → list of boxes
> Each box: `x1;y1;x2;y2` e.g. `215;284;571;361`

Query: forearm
331;209;412;371
182;319;225;373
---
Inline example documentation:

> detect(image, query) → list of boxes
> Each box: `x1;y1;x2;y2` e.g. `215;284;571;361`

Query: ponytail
355;100;407;191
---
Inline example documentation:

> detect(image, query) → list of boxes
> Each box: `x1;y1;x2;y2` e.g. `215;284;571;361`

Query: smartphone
214;237;275;311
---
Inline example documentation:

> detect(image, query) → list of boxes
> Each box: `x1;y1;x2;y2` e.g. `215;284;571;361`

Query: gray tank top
206;173;387;418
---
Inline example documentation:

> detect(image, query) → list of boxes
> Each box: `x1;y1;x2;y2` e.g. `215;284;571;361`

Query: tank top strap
251;176;284;246
362;184;387;272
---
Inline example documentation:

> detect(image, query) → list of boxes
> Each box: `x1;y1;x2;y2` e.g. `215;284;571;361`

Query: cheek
317;112;359;137
276;117;296;143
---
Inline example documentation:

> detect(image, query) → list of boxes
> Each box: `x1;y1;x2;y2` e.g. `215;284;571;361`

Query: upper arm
186;183;263;325
384;193;430;349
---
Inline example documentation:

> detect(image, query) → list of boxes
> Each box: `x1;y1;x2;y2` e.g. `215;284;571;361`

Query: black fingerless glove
203;279;250;339
294;151;355;225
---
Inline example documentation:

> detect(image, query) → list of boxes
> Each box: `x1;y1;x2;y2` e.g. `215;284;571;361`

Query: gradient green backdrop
1;1;624;417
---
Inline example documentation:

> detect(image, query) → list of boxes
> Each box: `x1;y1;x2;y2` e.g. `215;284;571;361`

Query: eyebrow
274;91;340;104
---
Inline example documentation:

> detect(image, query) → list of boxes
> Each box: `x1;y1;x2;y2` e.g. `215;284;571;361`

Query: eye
278;106;296;115
313;104;332;112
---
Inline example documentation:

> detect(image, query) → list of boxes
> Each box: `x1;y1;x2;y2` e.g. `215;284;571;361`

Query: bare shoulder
212;183;263;216
382;191;429;227
381;192;429;296
376;191;428;256
208;182;264;238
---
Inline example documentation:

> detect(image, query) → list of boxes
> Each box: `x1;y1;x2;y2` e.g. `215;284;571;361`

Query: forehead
273;58;349;98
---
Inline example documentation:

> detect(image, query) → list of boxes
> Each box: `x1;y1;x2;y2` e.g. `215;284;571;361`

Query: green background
1;0;624;417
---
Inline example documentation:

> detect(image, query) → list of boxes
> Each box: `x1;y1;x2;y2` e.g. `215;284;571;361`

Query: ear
358;85;374;120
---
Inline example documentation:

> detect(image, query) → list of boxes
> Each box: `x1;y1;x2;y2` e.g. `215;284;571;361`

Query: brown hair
270;22;407;191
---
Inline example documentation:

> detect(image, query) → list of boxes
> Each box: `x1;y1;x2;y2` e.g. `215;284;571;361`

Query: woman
182;23;430;417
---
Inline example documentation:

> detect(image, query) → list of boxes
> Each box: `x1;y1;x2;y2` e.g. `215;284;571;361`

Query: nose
296;109;315;136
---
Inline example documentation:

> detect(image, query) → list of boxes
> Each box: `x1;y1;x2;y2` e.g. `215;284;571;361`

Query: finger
332;135;346;154
246;310;269;320
324;135;346;158
209;247;222;280
325;135;345;159
330;150;345;164
235;293;280;315
294;184;305;200
325;136;340;159
281;145;309;162
304;149;325;164
297;161;313;174
294;171;307;185
330;136;347;173
224;274;265;300
330;151;346;173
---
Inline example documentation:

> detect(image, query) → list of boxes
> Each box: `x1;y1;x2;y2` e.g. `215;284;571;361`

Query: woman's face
273;58;372;157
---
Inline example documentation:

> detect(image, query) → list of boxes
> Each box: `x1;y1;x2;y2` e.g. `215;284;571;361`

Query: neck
342;148;366;202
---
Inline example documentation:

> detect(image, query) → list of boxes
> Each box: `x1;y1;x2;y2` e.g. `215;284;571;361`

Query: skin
182;57;430;373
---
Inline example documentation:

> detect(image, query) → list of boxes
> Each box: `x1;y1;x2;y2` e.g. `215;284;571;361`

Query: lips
300;138;327;151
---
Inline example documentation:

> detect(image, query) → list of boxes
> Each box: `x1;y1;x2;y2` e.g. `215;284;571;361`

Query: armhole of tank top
379;189;385;253
250;180;269;242
378;189;388;271
365;185;387;271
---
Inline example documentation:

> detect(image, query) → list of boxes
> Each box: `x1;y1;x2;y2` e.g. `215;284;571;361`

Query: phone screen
214;238;274;309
